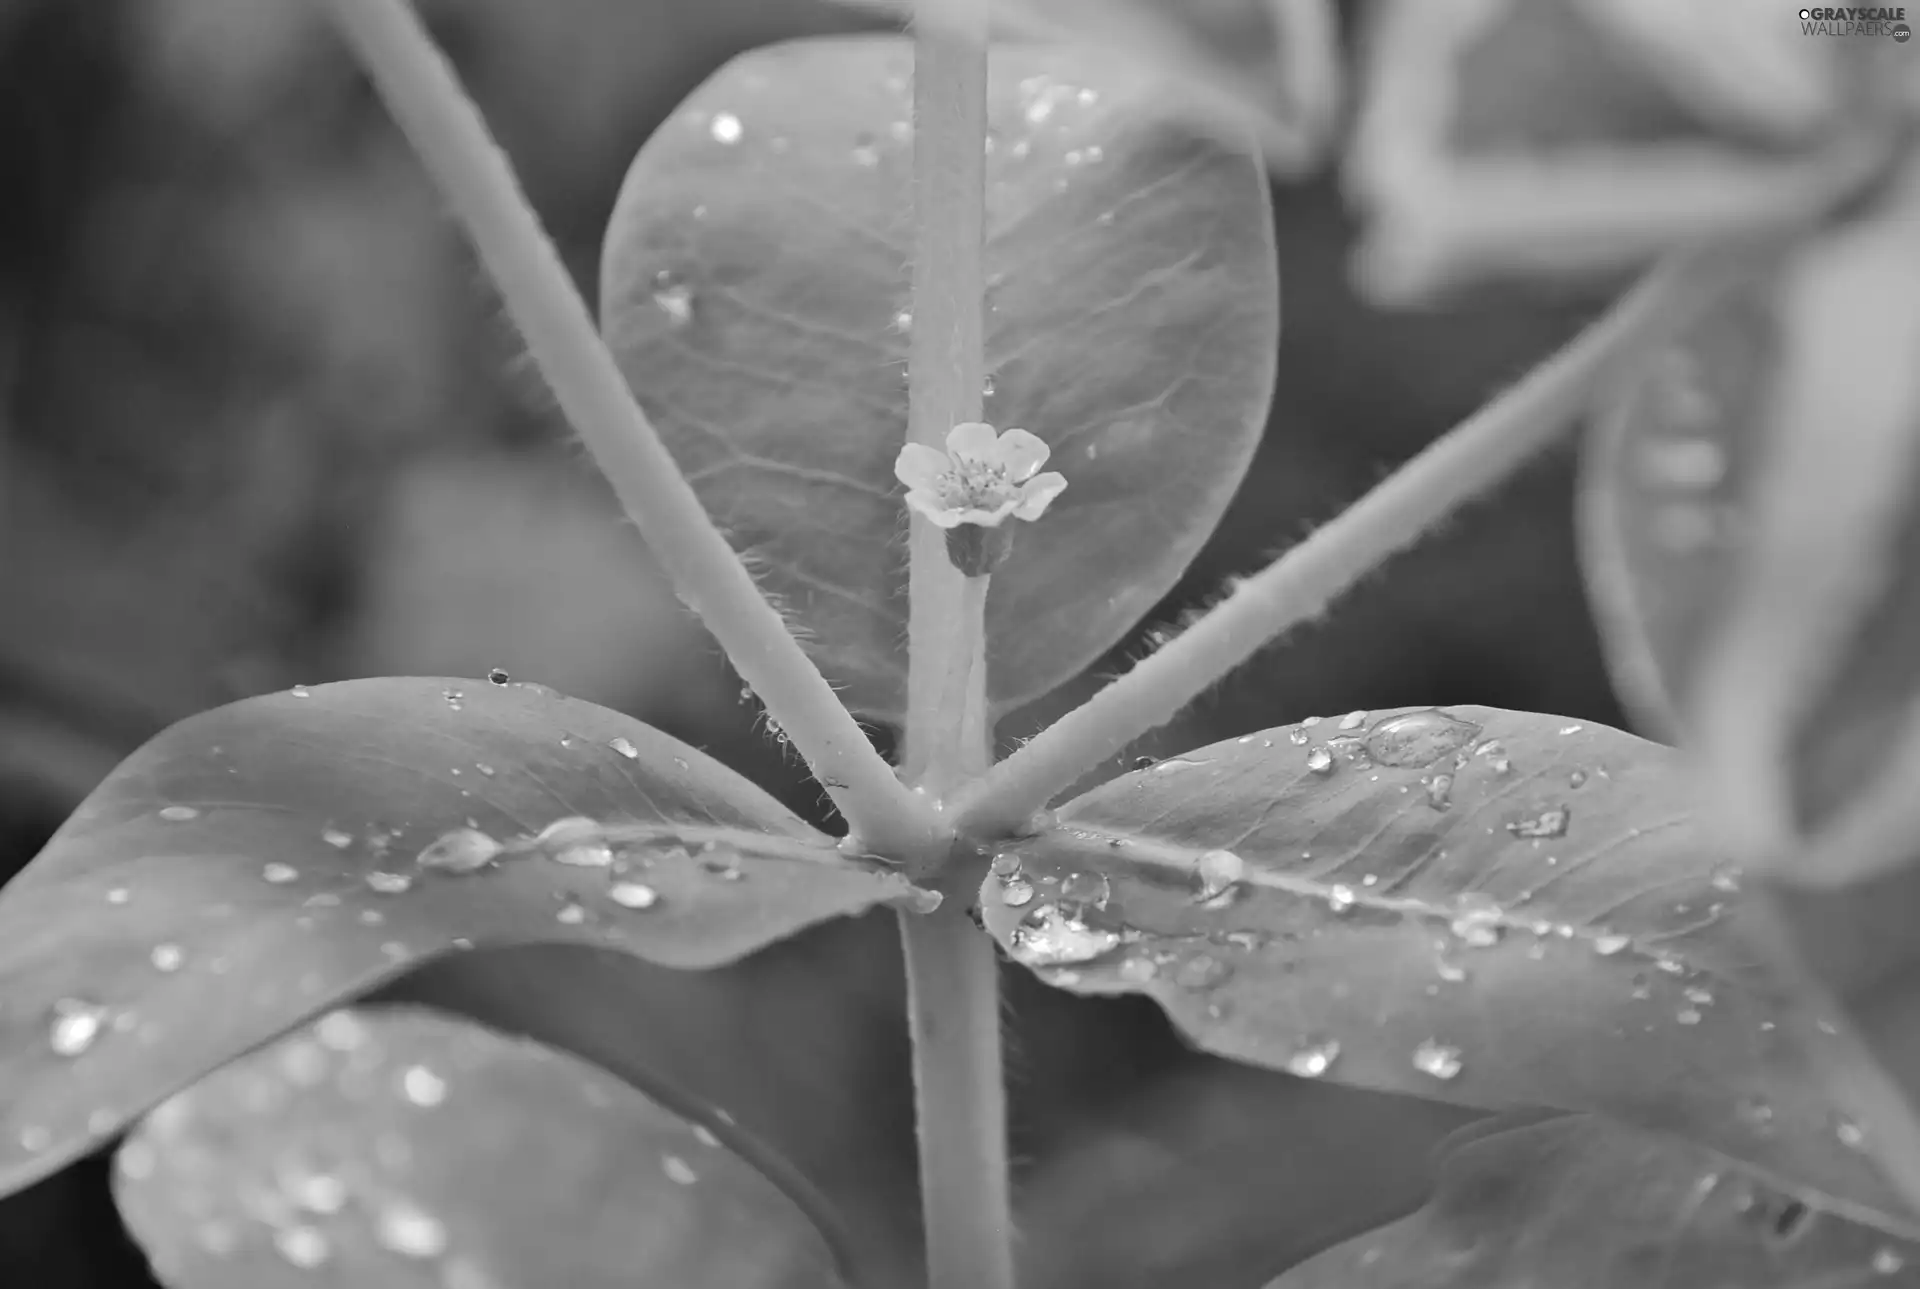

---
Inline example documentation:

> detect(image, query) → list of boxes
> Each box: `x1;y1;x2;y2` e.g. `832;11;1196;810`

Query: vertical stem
899;897;1016;1289
924;574;992;790
319;0;939;858
902;6;989;791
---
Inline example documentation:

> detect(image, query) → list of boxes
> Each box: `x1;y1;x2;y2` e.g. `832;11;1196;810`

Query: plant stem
899;895;1016;1289
322;0;939;858
902;4;990;795
952;253;1715;838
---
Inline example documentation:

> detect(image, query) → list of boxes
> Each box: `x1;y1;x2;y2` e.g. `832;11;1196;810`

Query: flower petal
995;428;1051;482
895;442;952;491
905;489;966;528
945;421;1000;465
1011;472;1068;521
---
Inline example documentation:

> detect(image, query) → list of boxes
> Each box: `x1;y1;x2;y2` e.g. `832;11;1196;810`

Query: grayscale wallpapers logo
1799;6;1912;38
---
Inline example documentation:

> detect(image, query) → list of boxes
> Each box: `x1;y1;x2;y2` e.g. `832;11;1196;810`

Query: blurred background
0;0;1632;1284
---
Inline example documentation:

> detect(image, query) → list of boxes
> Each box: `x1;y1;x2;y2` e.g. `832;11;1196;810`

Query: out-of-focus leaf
601;36;1277;721
112;1005;848;1289
1268;1113;1920;1288
0;677;926;1201
978;706;1910;1221
1345;0;1892;301
828;0;1341;174
1580;166;1920;889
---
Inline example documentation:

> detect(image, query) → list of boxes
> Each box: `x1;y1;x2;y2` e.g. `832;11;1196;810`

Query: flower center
938;458;1014;508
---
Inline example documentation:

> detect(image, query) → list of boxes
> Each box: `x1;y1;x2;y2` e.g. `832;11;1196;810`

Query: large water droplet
1327;884;1357;914
365;871;412;895
402;1064;448;1107
320;828;353;850
376;1201;449;1258
1592;932;1632;956
663;1154;699;1185
417;828;502;873
1285;1039;1341;1078
609;737;641;760
1411;1040;1463;1080
150;944;185;973
1058;871;1110;911
1507;807;1570;839
552;842;614;869
159;805;200;822
49;999;107;1057
262;862;299;884
1364;710;1483;767
1304;745;1334;775
708;111;743;145
999;878;1035;907
1337;710;1368;731
1010;904;1121;967
608;882;660;910
1836;1115;1867;1149
1194;849;1245;902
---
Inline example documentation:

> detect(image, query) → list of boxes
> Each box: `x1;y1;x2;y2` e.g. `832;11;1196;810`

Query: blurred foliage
0;0;1627;1285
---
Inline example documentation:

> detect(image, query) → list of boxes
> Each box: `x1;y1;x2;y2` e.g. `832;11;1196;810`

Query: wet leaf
601;37;1277;720
112;1005;848;1289
978;706;1907;1218
1269;1113;1920;1288
1345;0;1887;300
1580;168;1920;888
0;677;925;1201
826;0;1342;174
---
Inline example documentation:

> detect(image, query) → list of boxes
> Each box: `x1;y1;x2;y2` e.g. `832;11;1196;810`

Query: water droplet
376;1201;448;1258
1010;904;1121;967
1710;863;1742;893
487;667;510;685
1412;1040;1463;1080
1285;1039;1341;1078
1422;773;1454;810
106;887;130;905
285;1169;348;1214
1059;871;1110;911
709;111;743;144
1304;745;1334;775
402;1064;448;1107
290;684;312;699
999;878;1035;907
443;688;465;710
1435;957;1469;983
1364;710;1483;767
552;842;614;869
1338;710;1368;731
417;828;502;873
262;862;299;884
1684;986;1714;1006
365;871;412;894
653;282;693;325
272;1225;331;1268
321;827;353;850
988;852;1021;878
1327;884;1357;914
555;901;587;925
1449;894;1504;948
316;1010;369;1051
1677;1008;1703;1025
159;805;199;822
609;737;641;760
150;944;185;972
1874;1247;1906;1274
1151;757;1206;773
1593;932;1632;956
608;882;660;910
1194;848;1245;901
1836;1115;1867;1149
1173;953;1232;990
49;999;107;1056
1736;1096;1775;1131
1507;807;1570;839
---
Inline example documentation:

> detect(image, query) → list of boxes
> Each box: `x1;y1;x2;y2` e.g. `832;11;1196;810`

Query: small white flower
894;422;1068;530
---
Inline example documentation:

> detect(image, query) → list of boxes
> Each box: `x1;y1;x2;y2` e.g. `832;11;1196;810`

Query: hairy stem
924;574;993;791
899;894;1016;1289
953;253;1716;837
902;5;990;795
322;0;938;857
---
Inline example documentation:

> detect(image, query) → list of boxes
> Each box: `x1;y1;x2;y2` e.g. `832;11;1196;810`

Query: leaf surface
601;36;1277;719
1269;1114;1920;1289
979;706;1907;1218
112;1005;848;1289
0;677;923;1200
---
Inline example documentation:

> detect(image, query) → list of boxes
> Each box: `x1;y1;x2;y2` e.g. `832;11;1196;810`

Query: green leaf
977;706;1906;1218
112;1005;849;1289
1579;173;1920;888
0;677;925;1201
1268;1114;1920;1288
600;36;1277;720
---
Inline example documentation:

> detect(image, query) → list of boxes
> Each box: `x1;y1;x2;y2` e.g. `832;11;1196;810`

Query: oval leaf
600;36;1278;719
978;706;1904;1216
0;677;924;1200
112;1005;847;1289
1269;1114;1920;1288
